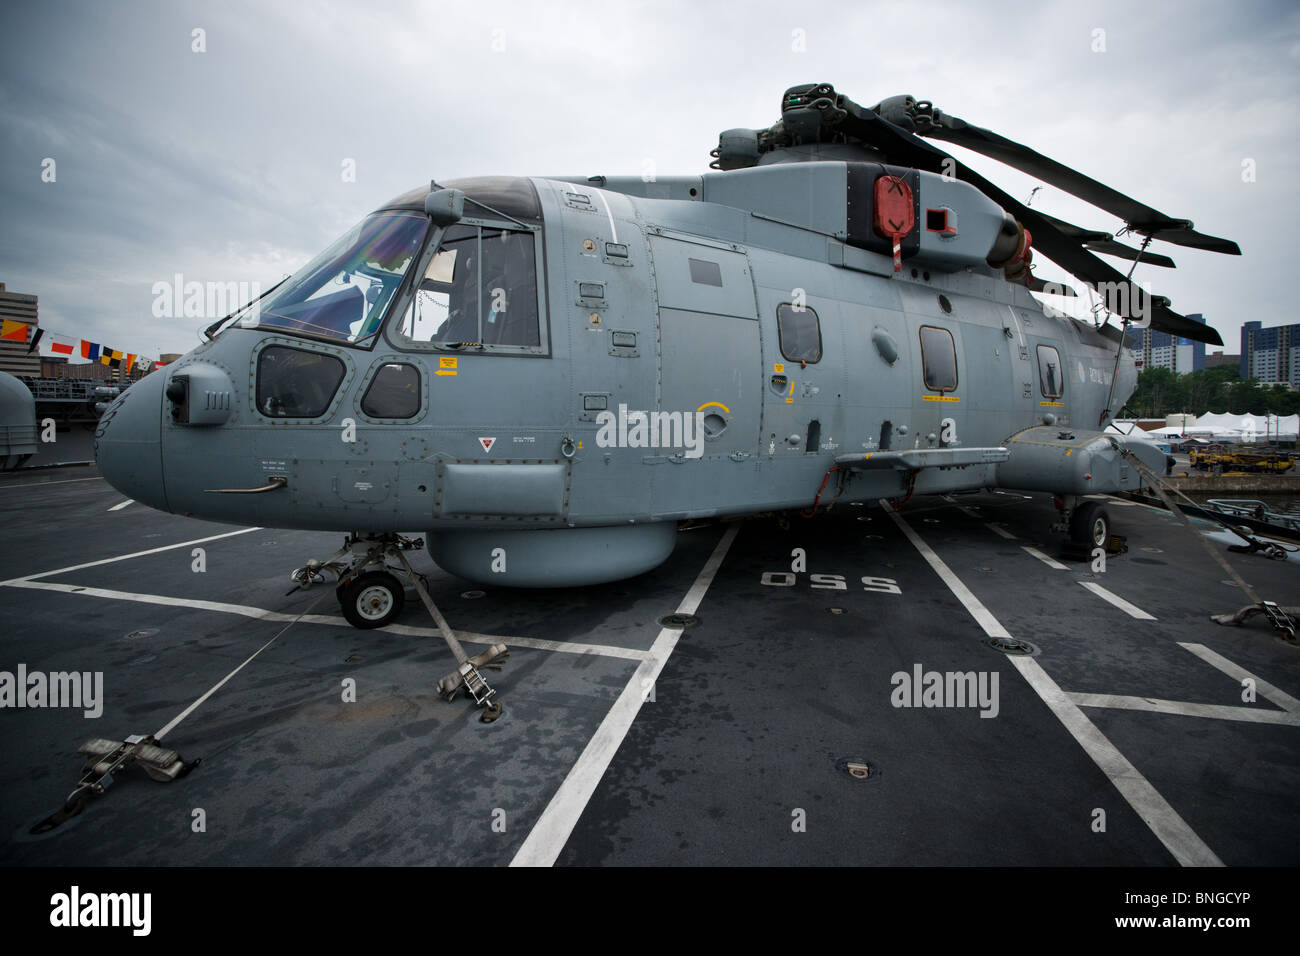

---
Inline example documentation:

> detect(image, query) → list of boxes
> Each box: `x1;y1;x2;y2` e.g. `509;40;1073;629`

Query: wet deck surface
1;468;1296;866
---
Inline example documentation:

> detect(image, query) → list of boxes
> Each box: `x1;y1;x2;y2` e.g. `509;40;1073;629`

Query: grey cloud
0;0;1296;356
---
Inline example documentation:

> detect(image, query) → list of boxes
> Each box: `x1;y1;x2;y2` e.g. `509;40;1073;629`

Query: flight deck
1;466;1296;866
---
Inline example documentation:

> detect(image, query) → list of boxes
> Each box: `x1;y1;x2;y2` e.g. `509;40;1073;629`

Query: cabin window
361;362;421;418
777;304;822;363
919;325;957;392
256;346;346;418
1037;345;1063;399
394;223;544;354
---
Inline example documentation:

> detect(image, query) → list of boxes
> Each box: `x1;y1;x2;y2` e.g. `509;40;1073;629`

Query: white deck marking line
6;579;357;625
1178;642;1300;713
986;522;1018;540
379;623;650;660
1068;692;1300;726
1022;546;1068;570
511;524;740;868
882;504;1010;638
1;580;648;662
108;499;133;511
1008;657;1221;866
1079;582;1157;620
883;503;1223;868
0;475;105;489
0;526;262;585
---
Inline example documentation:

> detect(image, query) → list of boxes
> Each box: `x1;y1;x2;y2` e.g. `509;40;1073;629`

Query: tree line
1120;365;1300;418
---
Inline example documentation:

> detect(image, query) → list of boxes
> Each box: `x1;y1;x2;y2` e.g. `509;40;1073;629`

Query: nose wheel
290;533;509;719
338;570;406;629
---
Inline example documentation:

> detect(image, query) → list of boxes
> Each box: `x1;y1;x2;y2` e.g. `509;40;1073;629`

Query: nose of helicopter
94;370;169;511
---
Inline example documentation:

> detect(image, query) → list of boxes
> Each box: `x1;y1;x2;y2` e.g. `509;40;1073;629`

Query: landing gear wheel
338;570;405;629
1070;502;1110;548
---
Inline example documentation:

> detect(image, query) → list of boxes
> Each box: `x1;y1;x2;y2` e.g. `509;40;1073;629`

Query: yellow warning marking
785;397;794;404
863;453;873;461
577;441;584;449
697;401;732;415
439;356;458;369
1066;449;1072;456
922;395;960;402
435;370;458;376
773;363;785;374
1040;401;1064;407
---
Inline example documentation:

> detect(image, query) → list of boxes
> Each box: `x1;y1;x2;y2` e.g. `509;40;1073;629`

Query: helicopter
95;82;1238;674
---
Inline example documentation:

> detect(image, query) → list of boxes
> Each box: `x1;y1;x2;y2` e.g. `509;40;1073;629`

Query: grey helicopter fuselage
95;158;1155;586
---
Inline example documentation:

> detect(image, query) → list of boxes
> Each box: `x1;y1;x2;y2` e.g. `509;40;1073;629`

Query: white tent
1146;425;1204;438
1192;412;1298;442
1107;421;1161;442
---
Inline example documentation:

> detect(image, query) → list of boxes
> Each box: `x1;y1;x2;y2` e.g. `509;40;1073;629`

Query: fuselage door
648;233;760;461
914;322;965;449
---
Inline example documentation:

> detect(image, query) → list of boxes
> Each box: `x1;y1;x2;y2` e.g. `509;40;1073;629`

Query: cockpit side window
402;225;477;344
481;229;540;347
361;362;421;419
393;223;544;354
256;346;346;418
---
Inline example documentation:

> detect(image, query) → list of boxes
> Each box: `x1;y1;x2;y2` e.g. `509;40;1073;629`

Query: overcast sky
2;0;1297;362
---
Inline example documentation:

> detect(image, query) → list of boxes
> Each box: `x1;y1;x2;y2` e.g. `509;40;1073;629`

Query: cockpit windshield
243;212;429;345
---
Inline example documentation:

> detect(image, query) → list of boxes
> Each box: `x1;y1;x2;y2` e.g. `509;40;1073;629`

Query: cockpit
233;176;546;356
221;177;546;422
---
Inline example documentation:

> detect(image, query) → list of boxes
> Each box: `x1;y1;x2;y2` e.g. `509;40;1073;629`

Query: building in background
0;282;40;377
39;353;150;384
1130;313;1207;373
1240;320;1300;386
1205;352;1240;370
61;361;129;382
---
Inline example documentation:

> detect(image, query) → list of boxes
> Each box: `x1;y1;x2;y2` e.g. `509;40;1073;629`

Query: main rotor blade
1027;275;1077;296
1085;239;1176;268
908;106;1241;255
1034;212;1176;268
826;100;1224;346
977;172;1223;345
